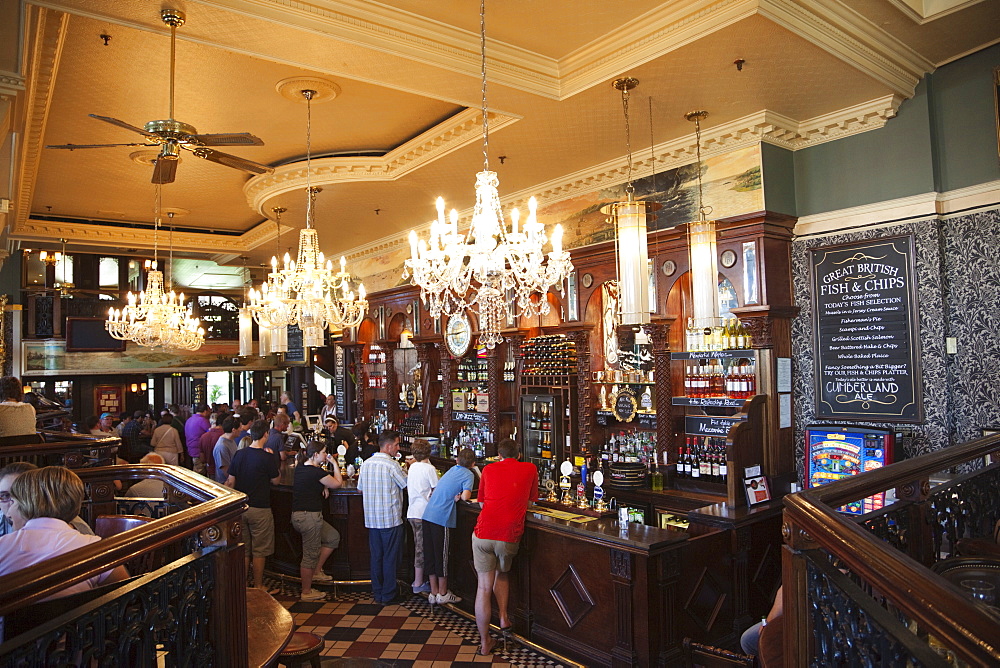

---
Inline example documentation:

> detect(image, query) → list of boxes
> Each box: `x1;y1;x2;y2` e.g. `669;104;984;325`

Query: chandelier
106;190;205;350
402;0;573;349
685;110;720;332
248;89;367;348
601;77;659;327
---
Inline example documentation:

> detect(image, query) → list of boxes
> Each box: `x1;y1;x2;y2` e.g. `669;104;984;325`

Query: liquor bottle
676;446;686;477
719;450;728;483
650;460;663;491
541;403;551;430
700;442;712;479
529;403;538;429
689;446;700;479
711;448;721;481
686;317;696;351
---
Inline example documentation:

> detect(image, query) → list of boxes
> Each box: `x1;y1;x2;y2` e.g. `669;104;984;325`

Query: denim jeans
369;524;404;603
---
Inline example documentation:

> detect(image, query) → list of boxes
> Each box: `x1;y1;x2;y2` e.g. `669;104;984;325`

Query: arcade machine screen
804;425;895;515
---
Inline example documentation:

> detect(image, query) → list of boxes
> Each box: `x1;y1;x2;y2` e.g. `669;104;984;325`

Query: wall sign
612;388;638;423
685;415;743;438
810;235;923;422
285;325;306;364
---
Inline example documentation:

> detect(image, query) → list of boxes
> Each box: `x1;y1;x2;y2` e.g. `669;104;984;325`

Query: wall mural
22;340;279;376
791;218;951;474
351;145;763;294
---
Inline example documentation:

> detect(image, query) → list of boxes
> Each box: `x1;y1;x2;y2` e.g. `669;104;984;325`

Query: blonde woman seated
0;466;128;598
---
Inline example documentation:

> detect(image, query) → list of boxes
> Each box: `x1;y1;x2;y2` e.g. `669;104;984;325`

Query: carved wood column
565;328;593;456
415;340;439;434
610;549;638;667
440;348;454;436
781;515;819;668
383;344;398;427
485;345;500;457
343;344;366;420
646;319;674;467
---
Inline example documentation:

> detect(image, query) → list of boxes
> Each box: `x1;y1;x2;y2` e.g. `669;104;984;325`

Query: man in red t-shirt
472;438;538;655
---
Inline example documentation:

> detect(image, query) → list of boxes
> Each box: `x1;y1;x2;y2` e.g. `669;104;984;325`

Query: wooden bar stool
277;631;324;667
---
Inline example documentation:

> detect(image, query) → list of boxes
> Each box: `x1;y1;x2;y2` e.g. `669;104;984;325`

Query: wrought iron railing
782;433;1000;667
0;465;248;666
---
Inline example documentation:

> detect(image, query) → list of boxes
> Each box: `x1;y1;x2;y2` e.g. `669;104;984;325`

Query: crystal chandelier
248;89;368;348
106;189;205;350
402;0;573;349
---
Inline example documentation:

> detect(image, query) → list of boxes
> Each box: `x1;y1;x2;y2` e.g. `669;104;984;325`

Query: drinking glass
960;579;997;605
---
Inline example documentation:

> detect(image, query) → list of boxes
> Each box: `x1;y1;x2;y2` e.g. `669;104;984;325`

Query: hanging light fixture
402;0;573;349
238;255;253;357
105;186;205;350
248;91;368;342
685;110;720;334
601;77;659;327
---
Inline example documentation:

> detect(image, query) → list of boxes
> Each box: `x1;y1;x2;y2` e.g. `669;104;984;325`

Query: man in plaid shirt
357;429;408;604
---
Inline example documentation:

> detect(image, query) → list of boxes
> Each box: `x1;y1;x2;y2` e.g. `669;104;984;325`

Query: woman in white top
406;439;438;594
0;376;36;439
150;414;184;465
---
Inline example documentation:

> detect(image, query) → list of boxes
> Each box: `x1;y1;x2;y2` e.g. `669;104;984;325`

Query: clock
445;312;472;358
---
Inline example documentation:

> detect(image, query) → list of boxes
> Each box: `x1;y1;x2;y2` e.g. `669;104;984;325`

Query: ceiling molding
344;95;906;263
558;0;757;99
12;6;69;241
885;0;987;25
243;107;520;215
0;71;26;100
757;0;933;97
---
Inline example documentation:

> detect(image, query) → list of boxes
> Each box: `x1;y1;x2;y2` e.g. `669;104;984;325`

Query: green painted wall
929;45;1000;193
792;79;935;216
770;44;999;218
761;143;796;216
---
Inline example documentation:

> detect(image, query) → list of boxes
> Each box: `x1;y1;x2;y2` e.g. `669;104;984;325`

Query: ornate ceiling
1;0;997;282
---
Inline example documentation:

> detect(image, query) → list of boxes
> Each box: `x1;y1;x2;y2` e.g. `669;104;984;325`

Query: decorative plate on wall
662;260;676;276
581;273;594;288
721;249;737;268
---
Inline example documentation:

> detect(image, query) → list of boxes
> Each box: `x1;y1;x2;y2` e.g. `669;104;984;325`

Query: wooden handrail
0;465;246;615
783;433;1000;666
802;432;1000;508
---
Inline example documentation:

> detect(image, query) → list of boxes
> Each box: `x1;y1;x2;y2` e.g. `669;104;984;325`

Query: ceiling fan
45;9;274;185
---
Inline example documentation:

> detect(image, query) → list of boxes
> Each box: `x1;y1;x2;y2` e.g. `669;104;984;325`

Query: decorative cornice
0;71;26;100
243;108;519;216
13;7;69;239
344;97;904;263
758;0;932;97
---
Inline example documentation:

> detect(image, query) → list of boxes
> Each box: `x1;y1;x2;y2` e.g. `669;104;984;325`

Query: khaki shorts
242;506;275;558
472;535;519;573
292;511;341;568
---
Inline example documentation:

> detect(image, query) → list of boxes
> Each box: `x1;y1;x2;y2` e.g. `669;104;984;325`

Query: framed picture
94;384;124;418
744;474;772;506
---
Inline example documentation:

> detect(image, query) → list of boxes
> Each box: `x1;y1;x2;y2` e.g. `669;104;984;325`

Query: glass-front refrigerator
519;393;564;468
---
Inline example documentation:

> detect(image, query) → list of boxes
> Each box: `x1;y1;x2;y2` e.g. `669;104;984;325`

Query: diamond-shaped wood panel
684;567;727;633
549;564;595;629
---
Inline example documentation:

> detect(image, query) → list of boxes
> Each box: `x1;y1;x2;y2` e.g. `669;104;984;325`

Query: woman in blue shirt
422;447;475;605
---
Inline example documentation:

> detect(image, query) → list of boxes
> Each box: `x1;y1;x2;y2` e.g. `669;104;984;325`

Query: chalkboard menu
810;235;923;422
285;325;305;363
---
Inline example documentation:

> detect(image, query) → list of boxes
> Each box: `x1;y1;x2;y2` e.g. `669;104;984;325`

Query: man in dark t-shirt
226;419;280;590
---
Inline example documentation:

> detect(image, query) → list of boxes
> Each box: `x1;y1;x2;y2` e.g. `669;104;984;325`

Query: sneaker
412;581;431;593
436;591;462;605
300;590;326;601
427;593;438;605
312;571;333;583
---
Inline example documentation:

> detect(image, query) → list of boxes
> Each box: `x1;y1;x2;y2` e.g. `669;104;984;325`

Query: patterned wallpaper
791;206;1000;474
790;218;950;471
940;208;1000;443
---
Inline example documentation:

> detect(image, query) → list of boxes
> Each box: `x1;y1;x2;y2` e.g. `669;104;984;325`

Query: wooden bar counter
268;457;783;666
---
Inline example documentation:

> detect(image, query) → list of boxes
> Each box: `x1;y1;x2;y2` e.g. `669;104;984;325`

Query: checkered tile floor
263;575;573;667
